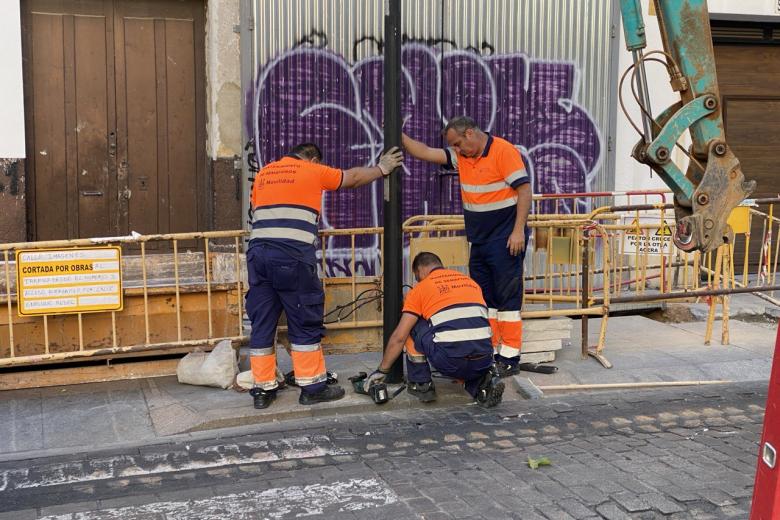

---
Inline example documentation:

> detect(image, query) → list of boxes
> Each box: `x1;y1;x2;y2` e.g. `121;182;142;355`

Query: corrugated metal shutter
248;0;616;270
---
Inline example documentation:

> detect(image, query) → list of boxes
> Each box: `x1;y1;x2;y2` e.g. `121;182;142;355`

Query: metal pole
581;231;589;359
632;49;654;143
382;0;404;383
595;283;780;305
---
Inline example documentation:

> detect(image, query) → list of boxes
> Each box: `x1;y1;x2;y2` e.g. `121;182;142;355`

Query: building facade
1;0;778;250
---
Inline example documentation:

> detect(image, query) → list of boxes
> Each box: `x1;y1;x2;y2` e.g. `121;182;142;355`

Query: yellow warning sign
626;218;640;234
656;220;672;236
16;247;123;316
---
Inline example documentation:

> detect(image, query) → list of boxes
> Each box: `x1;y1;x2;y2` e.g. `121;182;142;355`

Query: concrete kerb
0;313;775;464
0;386;474;465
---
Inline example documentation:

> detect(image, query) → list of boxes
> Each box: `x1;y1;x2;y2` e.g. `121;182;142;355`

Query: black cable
322;287;385;324
322;288;382;318
324;295;379;321
324;295;383;324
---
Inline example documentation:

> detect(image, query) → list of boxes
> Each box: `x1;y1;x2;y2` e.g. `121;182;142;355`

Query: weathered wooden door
23;0;205;241
714;42;780;266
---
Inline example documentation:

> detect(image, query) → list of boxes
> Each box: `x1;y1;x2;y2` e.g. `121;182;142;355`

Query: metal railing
3;192;779;375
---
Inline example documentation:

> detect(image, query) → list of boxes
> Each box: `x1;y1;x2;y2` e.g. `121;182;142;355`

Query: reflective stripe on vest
251;205;319;245
462;197;517;213
505;167;528;186
460;181;507;194
291;343;322;353
433;326;493;343
430;305;488;326
497;310;522;322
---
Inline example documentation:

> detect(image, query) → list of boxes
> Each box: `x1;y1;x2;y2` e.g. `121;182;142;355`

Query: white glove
378;147;404;176
363;369;387;391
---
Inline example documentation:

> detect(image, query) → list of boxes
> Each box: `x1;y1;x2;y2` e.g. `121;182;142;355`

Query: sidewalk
0;313;775;462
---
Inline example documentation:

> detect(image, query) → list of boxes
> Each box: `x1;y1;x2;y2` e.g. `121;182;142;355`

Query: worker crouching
367;252;505;407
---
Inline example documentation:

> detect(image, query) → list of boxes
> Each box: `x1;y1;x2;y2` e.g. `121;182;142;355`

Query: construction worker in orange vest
365;251;504;407
246;143;403;409
402;116;532;377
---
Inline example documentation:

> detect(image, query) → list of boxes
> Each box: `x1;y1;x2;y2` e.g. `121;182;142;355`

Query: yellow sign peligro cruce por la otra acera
16;247;123;316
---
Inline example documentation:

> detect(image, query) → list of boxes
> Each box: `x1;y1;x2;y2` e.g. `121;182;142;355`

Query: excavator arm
619;0;755;253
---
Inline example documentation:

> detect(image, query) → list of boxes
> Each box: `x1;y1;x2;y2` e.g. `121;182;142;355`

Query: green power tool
348;372;406;405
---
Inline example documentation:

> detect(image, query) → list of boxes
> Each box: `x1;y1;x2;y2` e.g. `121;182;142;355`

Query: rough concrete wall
206;0;242;231
0;159;26;243
206;0;241;159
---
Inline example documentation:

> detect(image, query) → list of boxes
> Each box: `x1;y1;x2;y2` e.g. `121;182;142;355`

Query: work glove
363;368;388;392
377;147;404;176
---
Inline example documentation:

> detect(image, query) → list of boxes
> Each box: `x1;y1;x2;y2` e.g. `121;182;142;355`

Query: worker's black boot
285;371;339;387
250;387;277;410
494;360;520;378
475;367;505;408
407;381;437;402
299;385;346;405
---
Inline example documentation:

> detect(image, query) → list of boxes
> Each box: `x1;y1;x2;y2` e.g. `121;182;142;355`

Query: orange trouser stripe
498;319;522;351
404;336;427;362
489;317;500;348
290;349;326;383
488;308;499;348
250;352;277;389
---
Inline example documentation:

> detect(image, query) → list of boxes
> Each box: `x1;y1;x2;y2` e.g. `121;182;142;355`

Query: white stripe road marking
0;435;347;492
430;305;487;326
39;478;398;520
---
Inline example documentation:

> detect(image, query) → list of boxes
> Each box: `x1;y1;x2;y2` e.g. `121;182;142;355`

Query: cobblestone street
0;381;767;520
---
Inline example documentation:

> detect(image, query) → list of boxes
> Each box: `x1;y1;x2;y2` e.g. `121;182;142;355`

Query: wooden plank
63;13;78;238
0;289;238;359
122;16;159;235
30;12;68;240
165;17;199;235
74;13;112;238
121;252;206;287
154;18;170;235
0;253;207;294
0;358;179;390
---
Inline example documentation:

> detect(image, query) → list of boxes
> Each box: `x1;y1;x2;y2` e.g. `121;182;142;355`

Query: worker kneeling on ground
367;252;505;408
246;142;403;410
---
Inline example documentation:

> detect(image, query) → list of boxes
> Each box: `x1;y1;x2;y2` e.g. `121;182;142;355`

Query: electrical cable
628;55;706;174
618;55;706;177
323;288;384;324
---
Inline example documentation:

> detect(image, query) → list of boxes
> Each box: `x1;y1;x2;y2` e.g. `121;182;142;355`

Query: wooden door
114;0;206;238
23;0;117;240
714;43;780;266
22;0;206;241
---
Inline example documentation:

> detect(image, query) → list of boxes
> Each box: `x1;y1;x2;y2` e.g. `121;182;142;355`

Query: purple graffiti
250;44;602;275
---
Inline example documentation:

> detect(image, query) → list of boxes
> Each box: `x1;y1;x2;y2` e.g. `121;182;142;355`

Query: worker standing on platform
402;117;532;376
246;143;403;409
